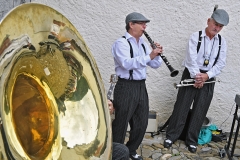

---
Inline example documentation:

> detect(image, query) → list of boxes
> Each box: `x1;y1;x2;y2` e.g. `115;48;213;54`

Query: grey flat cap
211;9;229;26
125;12;150;24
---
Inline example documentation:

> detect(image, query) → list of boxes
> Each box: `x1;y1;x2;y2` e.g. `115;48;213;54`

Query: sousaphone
0;3;112;160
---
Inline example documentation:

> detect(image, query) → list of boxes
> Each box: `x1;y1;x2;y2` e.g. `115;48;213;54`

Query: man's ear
207;18;211;25
129;22;134;28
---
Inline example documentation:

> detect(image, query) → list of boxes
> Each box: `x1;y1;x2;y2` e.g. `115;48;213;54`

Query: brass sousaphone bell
0;3;112;160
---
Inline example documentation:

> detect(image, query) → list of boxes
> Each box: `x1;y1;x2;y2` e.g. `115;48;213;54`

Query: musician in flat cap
164;6;229;153
111;12;163;160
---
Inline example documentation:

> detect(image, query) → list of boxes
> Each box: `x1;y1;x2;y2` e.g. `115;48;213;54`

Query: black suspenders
214;34;221;66
122;36;146;80
197;31;203;53
197;31;222;66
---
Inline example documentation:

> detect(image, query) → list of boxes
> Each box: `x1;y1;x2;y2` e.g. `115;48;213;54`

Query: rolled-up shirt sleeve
184;33;200;78
112;38;161;70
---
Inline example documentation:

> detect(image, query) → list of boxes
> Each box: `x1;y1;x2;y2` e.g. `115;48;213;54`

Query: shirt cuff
206;71;213;79
145;55;151;63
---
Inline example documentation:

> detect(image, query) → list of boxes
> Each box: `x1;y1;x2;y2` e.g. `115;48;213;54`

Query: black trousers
112;142;129;160
112;78;149;155
166;68;215;146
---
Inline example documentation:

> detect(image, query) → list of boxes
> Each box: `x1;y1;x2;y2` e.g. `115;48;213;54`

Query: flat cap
125;12;150;24
211;9;229;26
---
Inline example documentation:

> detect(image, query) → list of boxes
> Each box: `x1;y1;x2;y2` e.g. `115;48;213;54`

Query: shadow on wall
0;0;31;20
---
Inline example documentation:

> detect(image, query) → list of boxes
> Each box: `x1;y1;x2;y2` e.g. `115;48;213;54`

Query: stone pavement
125;131;240;160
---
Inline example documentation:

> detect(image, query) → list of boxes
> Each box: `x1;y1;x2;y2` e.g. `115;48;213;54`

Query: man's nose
215;25;222;31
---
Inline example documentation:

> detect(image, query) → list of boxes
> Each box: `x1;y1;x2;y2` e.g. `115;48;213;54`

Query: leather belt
118;77;145;82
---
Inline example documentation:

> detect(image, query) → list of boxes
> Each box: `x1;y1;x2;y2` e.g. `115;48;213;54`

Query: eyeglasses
135;22;147;26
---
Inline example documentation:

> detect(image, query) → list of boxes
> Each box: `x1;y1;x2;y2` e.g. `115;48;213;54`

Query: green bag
198;124;218;145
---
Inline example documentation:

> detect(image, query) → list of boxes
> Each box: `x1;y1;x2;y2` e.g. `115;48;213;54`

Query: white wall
3;0;240;132
0;0;31;20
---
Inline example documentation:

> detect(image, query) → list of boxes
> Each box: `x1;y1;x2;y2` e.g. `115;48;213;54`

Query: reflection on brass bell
0;3;112;160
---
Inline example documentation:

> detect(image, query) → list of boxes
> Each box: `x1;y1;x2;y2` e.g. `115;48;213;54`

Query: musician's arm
206;37;227;79
145;41;162;68
113;38;153;70
184;32;202;78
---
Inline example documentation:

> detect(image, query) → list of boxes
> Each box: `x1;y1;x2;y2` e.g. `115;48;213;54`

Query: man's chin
212;30;219;35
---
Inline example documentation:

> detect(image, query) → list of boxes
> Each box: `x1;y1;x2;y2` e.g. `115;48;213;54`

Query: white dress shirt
182;29;227;79
112;32;162;80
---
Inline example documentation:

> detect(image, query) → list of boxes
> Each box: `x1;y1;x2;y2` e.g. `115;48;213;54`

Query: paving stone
152;149;161;154
199;153;214;157
203;157;221;160
142;147;153;158
151;145;161;150
143;158;152;160
152;143;164;149
151;152;162;159
168;155;182;160
142;145;155;151
172;148;180;156
201;147;212;152
160;153;172;160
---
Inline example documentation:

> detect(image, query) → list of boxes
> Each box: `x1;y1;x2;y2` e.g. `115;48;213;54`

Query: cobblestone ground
125;131;240;160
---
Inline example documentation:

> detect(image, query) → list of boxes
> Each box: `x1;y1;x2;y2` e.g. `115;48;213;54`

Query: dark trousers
112;78;149;155
112;142;129;160
166;68;215;146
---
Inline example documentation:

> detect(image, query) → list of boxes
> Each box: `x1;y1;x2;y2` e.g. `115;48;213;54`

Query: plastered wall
0;0;31;19
2;0;240;132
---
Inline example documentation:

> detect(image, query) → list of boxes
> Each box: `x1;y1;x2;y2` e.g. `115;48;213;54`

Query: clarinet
143;31;179;77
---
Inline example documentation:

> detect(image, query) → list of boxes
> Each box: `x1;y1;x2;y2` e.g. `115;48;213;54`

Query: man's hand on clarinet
150;42;163;60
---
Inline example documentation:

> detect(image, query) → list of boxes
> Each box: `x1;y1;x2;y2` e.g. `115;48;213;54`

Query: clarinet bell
170;69;179;77
168;64;179;77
